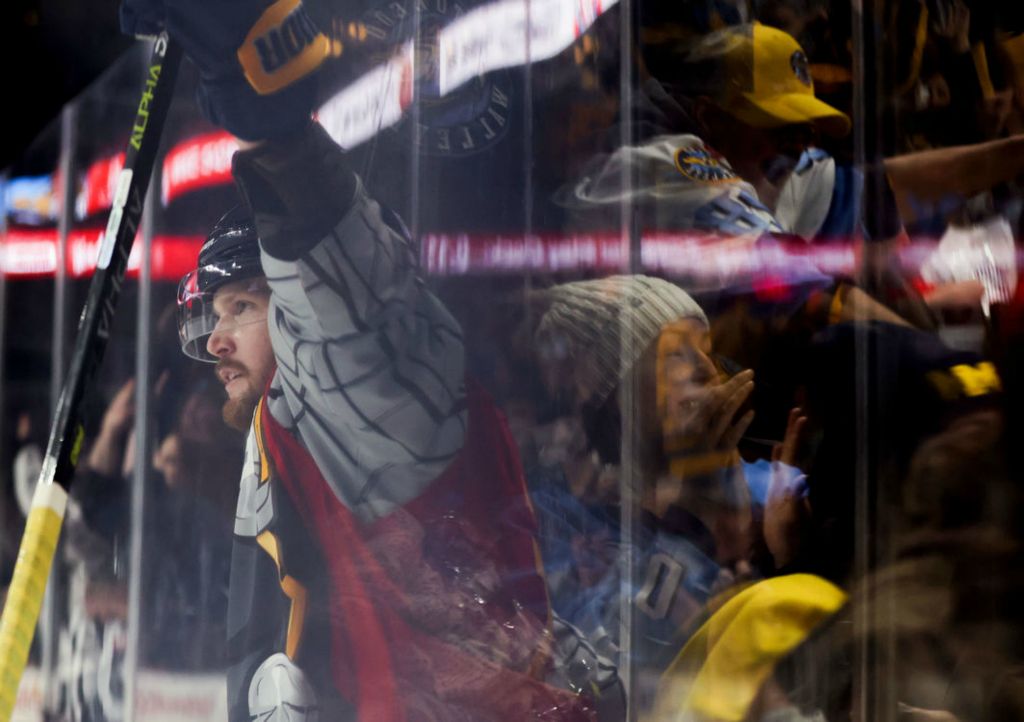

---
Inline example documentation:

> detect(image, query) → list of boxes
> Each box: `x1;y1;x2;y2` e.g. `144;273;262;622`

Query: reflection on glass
3;0;1024;720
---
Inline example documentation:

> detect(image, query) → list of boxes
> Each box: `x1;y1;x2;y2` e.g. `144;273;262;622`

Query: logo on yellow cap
674;148;738;184
790;50;812;87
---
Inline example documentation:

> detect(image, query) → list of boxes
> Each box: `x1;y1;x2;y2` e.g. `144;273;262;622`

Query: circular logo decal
673;148;737;184
790;50;812;87
361;0;513;157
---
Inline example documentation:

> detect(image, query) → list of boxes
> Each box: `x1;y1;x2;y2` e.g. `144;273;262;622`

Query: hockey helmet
177;205;266;362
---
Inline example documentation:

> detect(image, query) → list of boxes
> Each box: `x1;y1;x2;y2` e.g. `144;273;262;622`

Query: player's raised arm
122;0;468;519
234;125;468;522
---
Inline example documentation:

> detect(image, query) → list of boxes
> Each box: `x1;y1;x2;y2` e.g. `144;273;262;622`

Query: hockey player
122;0;606;719
180;163;598;721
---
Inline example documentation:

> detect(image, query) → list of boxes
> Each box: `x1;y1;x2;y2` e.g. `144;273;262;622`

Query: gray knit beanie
536;275;708;406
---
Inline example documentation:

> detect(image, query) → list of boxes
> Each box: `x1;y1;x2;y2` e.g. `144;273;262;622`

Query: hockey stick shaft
0;34;181;721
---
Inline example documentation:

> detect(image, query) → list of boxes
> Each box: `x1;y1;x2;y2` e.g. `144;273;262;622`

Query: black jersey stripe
302;249;370;333
413;308;465;342
316;352;390;391
275;374;307;425
358;205;397;266
391;346;463;407
318;241;415;331
375;329;457;424
290;391;361;468
320;345;463;464
264;271;301;282
331;221;388;309
352;463;393;507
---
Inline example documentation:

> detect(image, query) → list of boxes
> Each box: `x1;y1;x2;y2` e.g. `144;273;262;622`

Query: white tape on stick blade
97;168;134;270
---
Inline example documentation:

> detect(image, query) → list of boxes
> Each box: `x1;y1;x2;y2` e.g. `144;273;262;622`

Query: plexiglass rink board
3;1;1024;720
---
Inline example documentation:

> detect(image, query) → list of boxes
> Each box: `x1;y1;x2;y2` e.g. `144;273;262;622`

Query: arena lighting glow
0;229;202;280
66;228;141;277
419;231;1024;290
317;42;414;150
4;175;58;225
64;0;618;207
1;231;1019;294
68;132;239;214
161;132;239;206
11;668;228;721
438;0;615;94
419;231;859;276
0;230;58;276
77;152;126;219
317;0;616;148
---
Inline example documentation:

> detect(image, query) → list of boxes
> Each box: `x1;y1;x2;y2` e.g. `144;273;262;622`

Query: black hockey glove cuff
120;0;329;141
232;123;358;261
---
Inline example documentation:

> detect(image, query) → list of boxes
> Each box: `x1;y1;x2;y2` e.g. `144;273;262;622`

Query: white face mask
177;266;265;362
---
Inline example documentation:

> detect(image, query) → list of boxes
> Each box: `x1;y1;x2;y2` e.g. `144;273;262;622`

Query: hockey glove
120;0;329;140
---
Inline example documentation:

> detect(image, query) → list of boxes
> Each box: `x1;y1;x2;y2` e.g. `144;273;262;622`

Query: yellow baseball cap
692;23;852;137
649;574;847;722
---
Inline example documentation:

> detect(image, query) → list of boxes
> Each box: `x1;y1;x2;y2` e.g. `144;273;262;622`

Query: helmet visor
177;259;265;362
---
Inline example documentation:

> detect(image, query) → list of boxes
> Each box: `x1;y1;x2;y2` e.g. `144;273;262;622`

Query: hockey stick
0;33;181;722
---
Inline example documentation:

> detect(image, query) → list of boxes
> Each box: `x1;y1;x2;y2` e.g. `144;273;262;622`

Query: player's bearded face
217;358;269;430
207;279;276;431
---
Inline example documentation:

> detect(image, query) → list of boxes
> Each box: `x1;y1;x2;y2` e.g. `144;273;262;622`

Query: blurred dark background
0;0;131;169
